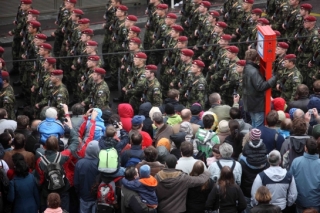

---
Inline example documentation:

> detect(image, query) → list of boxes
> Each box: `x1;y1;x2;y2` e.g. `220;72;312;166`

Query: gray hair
219;143;233;158
293;109;304;119
268;150;281;166
152;112;163;124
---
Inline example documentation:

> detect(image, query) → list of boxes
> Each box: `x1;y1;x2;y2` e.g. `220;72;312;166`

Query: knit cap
250;128;261;141
157;138;171;152
140;165;151;178
289;108;297;120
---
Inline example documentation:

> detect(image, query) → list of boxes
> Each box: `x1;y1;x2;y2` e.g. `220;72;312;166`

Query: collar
303;152;319;159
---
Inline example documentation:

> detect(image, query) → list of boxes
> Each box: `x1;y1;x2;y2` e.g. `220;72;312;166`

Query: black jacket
138;102;154;139
250;203;281;213
242;62;276;112
287;97;309;113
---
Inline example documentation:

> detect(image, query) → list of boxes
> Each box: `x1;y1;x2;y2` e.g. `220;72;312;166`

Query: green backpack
98;148;119;174
194;129;220;158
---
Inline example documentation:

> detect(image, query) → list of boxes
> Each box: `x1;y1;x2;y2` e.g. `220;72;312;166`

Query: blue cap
139;165;150;178
131;115;145;125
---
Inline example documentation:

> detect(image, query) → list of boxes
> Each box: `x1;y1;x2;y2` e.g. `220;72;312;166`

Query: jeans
249;112;265;128
80;198;96;213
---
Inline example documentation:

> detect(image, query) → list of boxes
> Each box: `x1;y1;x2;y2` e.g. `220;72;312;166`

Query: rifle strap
192;79;199;86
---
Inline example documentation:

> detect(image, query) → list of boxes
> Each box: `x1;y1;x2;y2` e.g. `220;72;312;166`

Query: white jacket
208;158;242;185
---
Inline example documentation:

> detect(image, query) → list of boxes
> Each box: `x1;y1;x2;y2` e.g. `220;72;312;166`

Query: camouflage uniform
272;54;286;98
265;0;280;20
0;85;16;120
144;77;162;107
271;1;290;34
148;16;166;65
237;11;252;58
224;0;243;35
187;11;209;47
220;57;239;106
84;80;110;109
170;60;192;90
180;0;194;30
194;19;214;58
180;73;206;108
283;6;302;53
278;66;303;102
209;48;229;94
144;4;157;51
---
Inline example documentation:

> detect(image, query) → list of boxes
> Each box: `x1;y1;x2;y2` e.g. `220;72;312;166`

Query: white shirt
175;156;207;174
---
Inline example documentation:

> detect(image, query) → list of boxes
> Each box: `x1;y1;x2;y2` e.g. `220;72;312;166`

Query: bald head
293;109;304;119
31;119;41;131
181;109;191;121
209;93;221;105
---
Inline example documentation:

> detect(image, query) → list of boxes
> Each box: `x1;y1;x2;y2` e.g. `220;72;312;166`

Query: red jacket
118;104;134;132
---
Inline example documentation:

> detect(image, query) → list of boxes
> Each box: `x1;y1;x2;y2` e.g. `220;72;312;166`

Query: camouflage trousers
12;36;22;71
102;31;113;69
143;28;154;51
53;33;64;68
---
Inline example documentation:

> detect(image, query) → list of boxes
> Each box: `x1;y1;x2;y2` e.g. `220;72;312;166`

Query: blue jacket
190;115;204;128
121;145;144;167
98;129;129;153
258;125;284;153
290;153;320;208
7;173;40;213
37;118;65;143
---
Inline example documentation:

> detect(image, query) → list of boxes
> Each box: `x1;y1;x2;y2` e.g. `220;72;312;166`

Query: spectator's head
272;97;286;111
0;108;7;119
229;107;241;119
12;153;28;177
266;110;278;127
292;117;307;136
203;114;215;129
130;130;142;145
313;124;320;140
85;140;100;159
4;129;14;139
0;132;12;149
180;141;193;157
47;193;61;209
125;167;138;181
139;165;151;178
296;84;309;98
212;144;221;159
190;104;202;116
190;161;204;176
45;107;58;119
219;143;233;158
244;49;258;62
106;125;116;137
229;120;240;140
149;107;162;121
156;146;169;164
16;115;30;130
167;89;180;100
255;186;272;204
165;103;175;116
45;136;59;151
293;109;304;119
218;166;235;190
277;111;286;125
209;93;221;105
303;209;319;213
249;128;261;142
268;150;281;166
152;112;164;126
289;108;298;120
280;118;293;132
144;146;158;162
71;103;85;116
131;115;145;130
165;154;177;169
31;119;41;131
313;80;320;94
306;137;317;155
218;120;229;133
181;109;191;121
12;133;25;149
157;138;171;152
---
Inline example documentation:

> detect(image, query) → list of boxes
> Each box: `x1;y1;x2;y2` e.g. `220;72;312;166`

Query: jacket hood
118;103;134;118
98;136;118;150
85;140;100;159
140;176;158;188
139;102;152;117
170;132;187;149
249;139;264;148
291;136;309;153
156;169;183;188
264;166;287;182
235;119;245;130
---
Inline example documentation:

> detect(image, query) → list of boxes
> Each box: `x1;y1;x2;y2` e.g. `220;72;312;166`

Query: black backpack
41;153;66;191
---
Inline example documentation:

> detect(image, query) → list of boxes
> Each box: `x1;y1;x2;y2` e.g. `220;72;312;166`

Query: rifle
171;60;180;75
111;19;118;41
185;83;193;100
14;3;21;25
279;76;288;92
146;4;153;29
56;4;64;26
196;24;203;38
297;28;307;52
166;50;173;64
181;0;187;15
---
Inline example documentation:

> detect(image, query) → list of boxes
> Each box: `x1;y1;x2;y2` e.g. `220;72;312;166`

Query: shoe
174;3;179;7
113;97;123;102
13;80;22;86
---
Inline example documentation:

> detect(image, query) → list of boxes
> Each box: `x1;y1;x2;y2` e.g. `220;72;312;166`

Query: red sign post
256;25;276;120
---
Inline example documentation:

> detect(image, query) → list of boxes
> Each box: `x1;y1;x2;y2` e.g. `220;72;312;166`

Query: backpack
41;153;66;191
96;177;123;213
194;129;219;157
98;148;119;174
125;150;142;167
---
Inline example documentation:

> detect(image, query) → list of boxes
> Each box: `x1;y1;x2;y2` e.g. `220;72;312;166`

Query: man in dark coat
286;84;310;113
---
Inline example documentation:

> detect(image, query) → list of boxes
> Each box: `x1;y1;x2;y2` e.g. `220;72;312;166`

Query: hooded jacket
159;99;185;114
74;140;100;201
118;104;134;132
98;129;129;154
282;136;310;169
38;118;65;143
251;166;297;210
235;119;252;135
280;135;310;156
242;139;268;167
139;102;153;138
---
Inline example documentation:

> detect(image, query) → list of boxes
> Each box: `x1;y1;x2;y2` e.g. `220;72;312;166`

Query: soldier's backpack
41;153;66;191
96;177;123;213
98;148;120;174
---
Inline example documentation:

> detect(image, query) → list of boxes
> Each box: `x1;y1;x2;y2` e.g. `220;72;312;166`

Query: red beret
87;55;100;61
130;37;141;45
134;52;147;59
200;1;211;8
156;4;168;10
118;5;128;11
51;70;63;76
78;18;90;24
236;60;246;66
274;30;281;37
257;18;269;25
221;34;232;41
166;13;177;19
284;54;296;60
35;33;47;40
130;26;141;33
304;15;316;22
39;43;52;50
21;0;32;4
300;3;312;11
1;71;9;77
0;46;4;53
215;21;228;28
277;42;289;49
192;60;205;68
28;9;40;15
181;49;194;57
145;65;158;71
94;68;106;75
127;15;138;22
73;9;84;15
243;0;254;4
45;57;56;64
251;8;263;15
66;0;77;3
209;10;220;17
226;46;239;53
0;59;6;67
178;36;188;42
81;28;94;35
86;41;98;46
171;25;184;32
28;20;41;28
